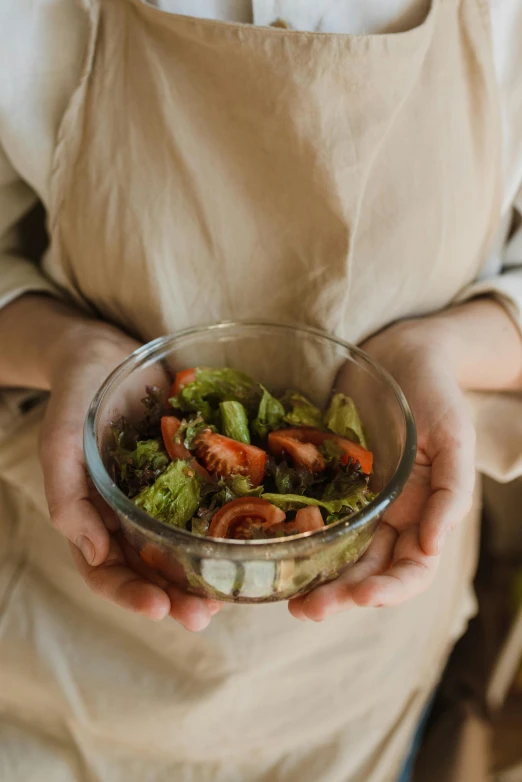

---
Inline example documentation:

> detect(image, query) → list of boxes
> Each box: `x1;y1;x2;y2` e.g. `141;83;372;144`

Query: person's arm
0;295;98;390
289;297;522;621
381;297;522;394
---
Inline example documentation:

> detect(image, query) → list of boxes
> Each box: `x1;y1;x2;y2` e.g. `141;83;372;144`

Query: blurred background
413;475;522;782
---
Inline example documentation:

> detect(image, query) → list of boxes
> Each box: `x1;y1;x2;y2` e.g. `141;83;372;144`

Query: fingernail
76;536;95;565
437;531;449;555
208;603;221;616
188;611;212;632
149;605;170;622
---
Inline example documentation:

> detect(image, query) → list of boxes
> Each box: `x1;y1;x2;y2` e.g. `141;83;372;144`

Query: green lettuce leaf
265;458;314;496
134;460;201;528
324;393;367;448
322;470;366;499
251;387;285;439
262;487;373;516
134;440;167;470
281;391;323;428
175;415;211;450
219;401;251;444
319;439;346;466
191;515;212;537
200;474;264;511
109;420;169;498
227;474;265;497
170;367;260;420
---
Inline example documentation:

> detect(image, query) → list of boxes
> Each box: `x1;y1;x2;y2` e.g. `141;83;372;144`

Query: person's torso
48;0;501;345
0;3;505;780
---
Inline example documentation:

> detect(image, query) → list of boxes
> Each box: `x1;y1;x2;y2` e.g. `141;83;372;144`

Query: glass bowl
84;322;416;603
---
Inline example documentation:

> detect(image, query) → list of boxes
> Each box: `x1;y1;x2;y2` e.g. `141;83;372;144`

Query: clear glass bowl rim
84;321;417;561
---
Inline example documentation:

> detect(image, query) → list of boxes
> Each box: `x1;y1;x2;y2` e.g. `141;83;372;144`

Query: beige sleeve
455;186;522;337
0;145;63;310
458;187;522;484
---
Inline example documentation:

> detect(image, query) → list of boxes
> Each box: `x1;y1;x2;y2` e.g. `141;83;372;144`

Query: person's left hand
289;318;476;622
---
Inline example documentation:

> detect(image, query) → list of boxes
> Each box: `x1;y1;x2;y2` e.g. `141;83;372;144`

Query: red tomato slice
161;416;210;480
139;543;187;585
268;432;326;472
161;416;191;461
271;506;325;536
170;368;196;398
271;427;373;475
209;497;285;540
292;506;325;533
195;430;266;487
139;542;173;573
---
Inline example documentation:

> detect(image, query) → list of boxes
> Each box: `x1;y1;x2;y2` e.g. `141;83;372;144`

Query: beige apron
0;1;508;780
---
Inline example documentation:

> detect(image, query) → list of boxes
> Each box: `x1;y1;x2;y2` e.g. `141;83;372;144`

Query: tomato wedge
209;498;285;540
270;427;373;474
139;542;187;585
271;506;325;536
139;542;173;573
160;416;210;480
292;506;325;533
268;432;326;473
170;368;196;398
195;430;266;487
161;416;191;461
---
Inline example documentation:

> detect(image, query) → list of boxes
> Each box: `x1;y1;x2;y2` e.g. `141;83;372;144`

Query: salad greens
266;458;315;496
225;474;265;498
220;401;251;445
109;367;375;540
134;460;201;528
109;420;169;498
324;393;367;448
175;415;211;450
170;367;261;420
261;489;373;515
281;391;323;428
199;474;265;513
251;387;285;439
138;386;166;439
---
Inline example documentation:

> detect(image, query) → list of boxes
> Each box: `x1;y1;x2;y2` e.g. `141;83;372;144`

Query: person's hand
289;318;476;621
39;320;221;630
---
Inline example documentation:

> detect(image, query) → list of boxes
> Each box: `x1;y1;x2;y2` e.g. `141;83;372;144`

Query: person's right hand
39;320;222;630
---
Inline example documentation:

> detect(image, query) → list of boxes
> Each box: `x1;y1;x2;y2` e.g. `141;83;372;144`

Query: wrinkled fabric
51;0;502;344
1;0;522;328
0;413;482;781
0;1;519;780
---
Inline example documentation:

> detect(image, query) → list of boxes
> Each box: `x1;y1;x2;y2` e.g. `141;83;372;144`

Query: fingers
289;524;440;620
43;426;223;629
351;526;439;607
165;584;223;632
88;481;120;533
42;433;111;567
420;420;475;557
104;535;223;630
36;331;222;628
119;534;170;588
39;336;138;565
71;538;171;621
288;522;397;621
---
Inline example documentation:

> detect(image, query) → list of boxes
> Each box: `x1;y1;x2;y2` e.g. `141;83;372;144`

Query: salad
108;367;375;540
